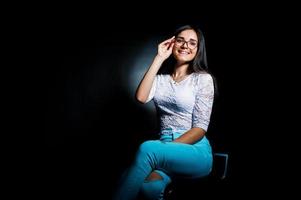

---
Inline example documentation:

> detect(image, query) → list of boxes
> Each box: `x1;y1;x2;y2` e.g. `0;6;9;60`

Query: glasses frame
174;37;198;50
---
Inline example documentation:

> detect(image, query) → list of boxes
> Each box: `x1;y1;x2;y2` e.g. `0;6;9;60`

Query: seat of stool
164;152;229;200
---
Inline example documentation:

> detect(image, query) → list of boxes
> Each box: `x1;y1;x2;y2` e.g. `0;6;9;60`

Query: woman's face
172;29;198;63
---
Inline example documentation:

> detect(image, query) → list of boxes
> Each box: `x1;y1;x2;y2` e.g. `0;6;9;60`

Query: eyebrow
177;36;198;42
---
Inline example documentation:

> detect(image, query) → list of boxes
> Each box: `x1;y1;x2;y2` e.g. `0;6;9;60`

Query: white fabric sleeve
145;75;158;103
192;74;214;132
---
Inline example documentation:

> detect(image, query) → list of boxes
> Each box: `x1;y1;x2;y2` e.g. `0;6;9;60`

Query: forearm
135;55;164;103
172;127;206;144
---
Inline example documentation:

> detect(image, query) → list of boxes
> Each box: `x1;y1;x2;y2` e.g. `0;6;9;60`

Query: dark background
41;7;291;199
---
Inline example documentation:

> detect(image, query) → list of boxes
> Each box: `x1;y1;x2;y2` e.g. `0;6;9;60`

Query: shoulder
155;74;170;81
193;72;213;83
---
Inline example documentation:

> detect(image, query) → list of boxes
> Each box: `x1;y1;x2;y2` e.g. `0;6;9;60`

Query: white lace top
146;72;214;132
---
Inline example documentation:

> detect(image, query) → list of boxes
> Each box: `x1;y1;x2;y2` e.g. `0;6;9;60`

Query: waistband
159;128;184;141
160;128;187;135
159;128;211;148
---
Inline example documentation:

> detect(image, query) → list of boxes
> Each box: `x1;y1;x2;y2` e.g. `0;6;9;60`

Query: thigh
153;141;212;178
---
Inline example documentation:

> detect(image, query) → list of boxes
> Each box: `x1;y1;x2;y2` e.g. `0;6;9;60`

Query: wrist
154;55;165;64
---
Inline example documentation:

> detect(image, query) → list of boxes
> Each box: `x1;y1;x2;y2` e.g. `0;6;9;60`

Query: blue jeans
113;129;213;200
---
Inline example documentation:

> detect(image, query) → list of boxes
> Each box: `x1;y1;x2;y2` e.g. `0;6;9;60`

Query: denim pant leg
140;170;171;200
113;138;212;200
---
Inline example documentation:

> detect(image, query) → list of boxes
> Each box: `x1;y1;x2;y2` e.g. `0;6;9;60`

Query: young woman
114;25;215;200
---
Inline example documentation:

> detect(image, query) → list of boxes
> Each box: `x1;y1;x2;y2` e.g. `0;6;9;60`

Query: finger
160;41;171;48
167;39;174;48
160;36;175;46
167;42;174;50
168;36;175;41
165;36;175;43
164;37;175;47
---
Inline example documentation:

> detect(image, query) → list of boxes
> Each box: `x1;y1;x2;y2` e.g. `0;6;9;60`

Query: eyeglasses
174;37;198;50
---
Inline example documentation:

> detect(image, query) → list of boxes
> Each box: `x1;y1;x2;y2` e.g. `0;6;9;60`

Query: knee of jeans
138;140;161;153
140;179;166;200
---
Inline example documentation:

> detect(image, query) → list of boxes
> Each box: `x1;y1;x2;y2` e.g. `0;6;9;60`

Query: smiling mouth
178;50;190;55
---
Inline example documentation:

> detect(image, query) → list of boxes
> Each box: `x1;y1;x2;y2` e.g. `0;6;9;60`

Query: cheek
190;50;198;58
191;51;197;58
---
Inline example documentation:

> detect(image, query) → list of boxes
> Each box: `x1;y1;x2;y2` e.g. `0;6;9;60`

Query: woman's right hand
157;36;175;61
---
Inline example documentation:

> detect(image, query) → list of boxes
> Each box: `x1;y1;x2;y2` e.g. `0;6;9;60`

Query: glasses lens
188;41;197;49
175;38;184;46
175;38;197;49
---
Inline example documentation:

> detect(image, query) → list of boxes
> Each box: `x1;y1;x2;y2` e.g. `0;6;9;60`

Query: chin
175;55;194;63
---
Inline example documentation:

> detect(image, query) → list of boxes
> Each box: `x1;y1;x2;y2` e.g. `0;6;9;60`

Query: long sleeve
145;75;158;103
192;74;214;132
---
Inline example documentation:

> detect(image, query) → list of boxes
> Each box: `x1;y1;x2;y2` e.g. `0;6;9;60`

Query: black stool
164;153;229;200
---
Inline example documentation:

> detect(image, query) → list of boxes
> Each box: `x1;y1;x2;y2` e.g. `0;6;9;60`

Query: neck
172;63;190;77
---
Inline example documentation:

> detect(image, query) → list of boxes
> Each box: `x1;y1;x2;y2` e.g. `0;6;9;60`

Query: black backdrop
42;9;287;199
